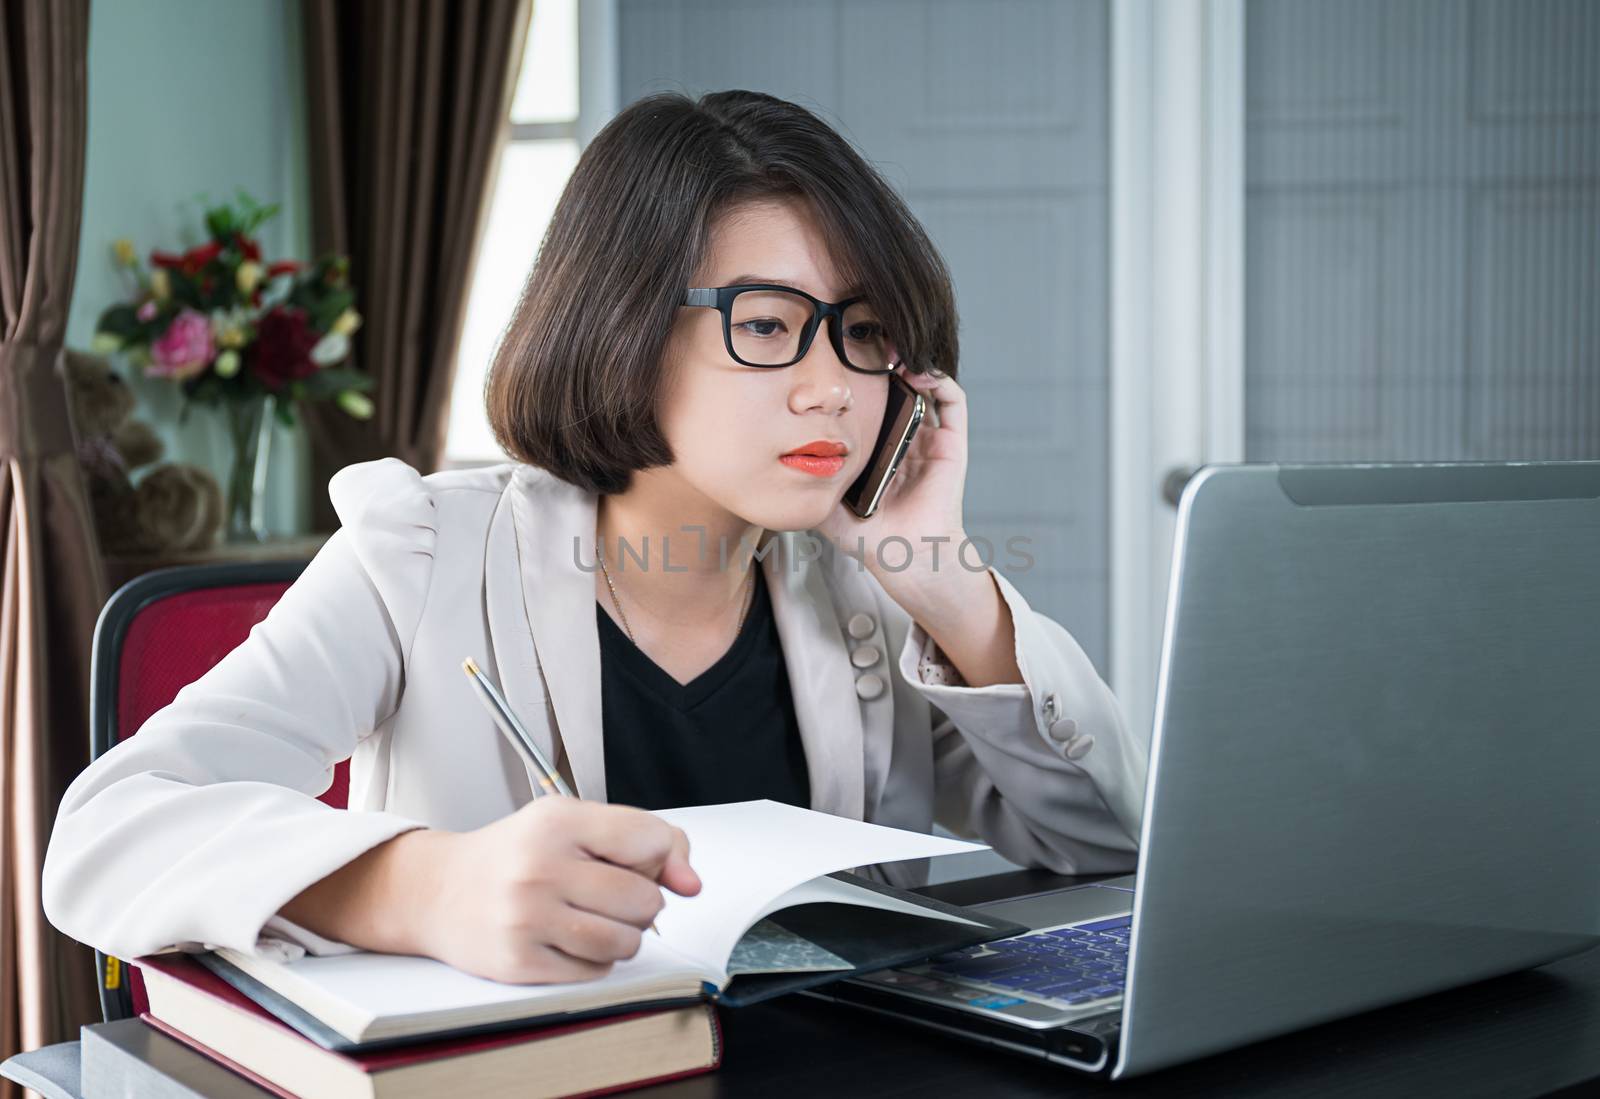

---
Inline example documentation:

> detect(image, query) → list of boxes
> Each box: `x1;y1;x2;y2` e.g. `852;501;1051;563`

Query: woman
43;91;1147;987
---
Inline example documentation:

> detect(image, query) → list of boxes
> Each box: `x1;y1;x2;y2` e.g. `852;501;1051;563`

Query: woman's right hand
407;797;702;984
279;797;701;985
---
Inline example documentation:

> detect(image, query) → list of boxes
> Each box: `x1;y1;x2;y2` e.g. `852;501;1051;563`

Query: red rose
233;233;262;262
266;259;302;278
152;241;224;276
247;307;320;390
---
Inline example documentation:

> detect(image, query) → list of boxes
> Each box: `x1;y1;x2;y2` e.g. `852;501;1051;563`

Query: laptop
806;461;1600;1078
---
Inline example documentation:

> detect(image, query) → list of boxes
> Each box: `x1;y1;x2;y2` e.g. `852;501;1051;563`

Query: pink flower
147;308;215;380
136;300;158;322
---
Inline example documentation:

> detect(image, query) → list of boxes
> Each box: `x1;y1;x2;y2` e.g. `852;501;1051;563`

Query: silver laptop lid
1116;462;1600;1079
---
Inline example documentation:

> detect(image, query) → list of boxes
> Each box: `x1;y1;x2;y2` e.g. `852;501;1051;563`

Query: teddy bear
64;348;224;554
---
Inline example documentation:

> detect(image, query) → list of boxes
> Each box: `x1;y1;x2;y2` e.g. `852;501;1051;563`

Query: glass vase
224;395;275;543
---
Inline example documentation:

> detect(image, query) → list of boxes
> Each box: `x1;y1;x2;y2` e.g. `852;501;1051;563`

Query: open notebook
169;800;1027;1051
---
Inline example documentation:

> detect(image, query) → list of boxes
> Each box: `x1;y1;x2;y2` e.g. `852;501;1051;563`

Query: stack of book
119;953;720;1099
81;800;1024;1098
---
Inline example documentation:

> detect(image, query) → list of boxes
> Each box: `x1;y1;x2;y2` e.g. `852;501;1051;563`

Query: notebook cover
145;1010;723;1099
82;1018;278;1099
137;953;713;1065
713;871;1029;1007
140;1016;293;1099
183;951;704;1053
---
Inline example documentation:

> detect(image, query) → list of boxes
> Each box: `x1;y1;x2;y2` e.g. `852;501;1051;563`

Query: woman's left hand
816;365;976;610
818;364;1023;686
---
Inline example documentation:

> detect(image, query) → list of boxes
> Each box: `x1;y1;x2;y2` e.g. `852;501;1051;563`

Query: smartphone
843;371;926;519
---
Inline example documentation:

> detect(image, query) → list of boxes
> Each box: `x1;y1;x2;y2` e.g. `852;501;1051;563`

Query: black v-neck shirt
597;565;811;812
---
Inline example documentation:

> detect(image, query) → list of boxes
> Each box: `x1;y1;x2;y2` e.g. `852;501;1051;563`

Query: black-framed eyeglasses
682;284;901;375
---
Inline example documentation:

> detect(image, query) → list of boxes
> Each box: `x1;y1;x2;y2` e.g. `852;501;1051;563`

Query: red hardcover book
134;954;722;1099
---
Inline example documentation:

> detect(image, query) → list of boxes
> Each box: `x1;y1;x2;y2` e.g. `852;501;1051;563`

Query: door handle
1161;465;1199;509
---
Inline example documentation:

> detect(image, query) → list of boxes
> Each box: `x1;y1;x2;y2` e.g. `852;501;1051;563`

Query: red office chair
87;560;349;1022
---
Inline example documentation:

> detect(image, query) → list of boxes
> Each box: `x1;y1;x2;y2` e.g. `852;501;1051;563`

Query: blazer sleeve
898;566;1148;875
41;457;439;963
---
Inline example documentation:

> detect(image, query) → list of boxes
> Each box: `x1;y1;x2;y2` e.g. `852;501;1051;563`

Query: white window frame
1109;0;1245;746
442;0;619;468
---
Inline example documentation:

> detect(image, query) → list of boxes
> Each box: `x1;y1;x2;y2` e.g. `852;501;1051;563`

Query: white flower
236;261;264;295
214;349;242;378
210;306;252;349
257;273;295;310
331;308;362;337
310;332;350;367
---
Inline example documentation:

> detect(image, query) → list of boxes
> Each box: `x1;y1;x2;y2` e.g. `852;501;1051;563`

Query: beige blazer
43;458;1147;963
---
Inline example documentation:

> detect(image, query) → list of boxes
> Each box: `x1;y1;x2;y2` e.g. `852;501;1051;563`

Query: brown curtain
300;0;533;530
0;0;105;1082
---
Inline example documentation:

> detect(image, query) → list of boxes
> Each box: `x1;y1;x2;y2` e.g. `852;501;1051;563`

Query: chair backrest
88;560;347;1022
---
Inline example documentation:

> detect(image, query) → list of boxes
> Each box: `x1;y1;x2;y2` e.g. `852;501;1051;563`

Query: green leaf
185;375;223;409
314;294;353;332
97;303;142;338
296;373;337;400
232;188;281;235
246;203;282;234
286;279;354;334
205;204;235;241
299;367;374;399
330;367;374;391
169;269;203;309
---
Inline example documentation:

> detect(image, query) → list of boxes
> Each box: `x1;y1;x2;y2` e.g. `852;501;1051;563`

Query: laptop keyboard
921;914;1130;1008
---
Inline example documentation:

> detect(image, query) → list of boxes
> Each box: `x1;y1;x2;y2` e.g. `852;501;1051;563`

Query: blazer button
846;612;876;640
1048;716;1078;743
1064;733;1095;760
854;673;886;700
850;644;882;669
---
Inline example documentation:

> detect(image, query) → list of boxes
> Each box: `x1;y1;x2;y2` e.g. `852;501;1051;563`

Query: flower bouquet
92;191;374;541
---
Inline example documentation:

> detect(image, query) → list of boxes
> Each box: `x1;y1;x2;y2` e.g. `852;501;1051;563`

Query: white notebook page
215;931;704;1041
650;800;987;980
216;800;988;1035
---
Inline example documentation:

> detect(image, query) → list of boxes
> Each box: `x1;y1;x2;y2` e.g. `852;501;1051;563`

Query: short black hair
486;89;959;495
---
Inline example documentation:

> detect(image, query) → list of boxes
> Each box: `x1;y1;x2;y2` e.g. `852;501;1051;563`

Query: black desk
6;869;1596;1099
633;868;1600;1098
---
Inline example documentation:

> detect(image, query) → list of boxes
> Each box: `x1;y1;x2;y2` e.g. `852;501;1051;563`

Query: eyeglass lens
728;289;897;372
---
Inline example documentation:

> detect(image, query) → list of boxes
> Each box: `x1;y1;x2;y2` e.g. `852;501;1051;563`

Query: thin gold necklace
596;538;754;646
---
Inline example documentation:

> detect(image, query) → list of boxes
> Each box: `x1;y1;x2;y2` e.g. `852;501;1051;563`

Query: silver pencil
461;656;659;935
461;657;573;798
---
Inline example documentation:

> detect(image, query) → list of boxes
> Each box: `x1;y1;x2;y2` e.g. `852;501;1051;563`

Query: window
444;0;582;462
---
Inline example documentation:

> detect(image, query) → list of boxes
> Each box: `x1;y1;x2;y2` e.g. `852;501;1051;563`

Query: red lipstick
780;439;848;478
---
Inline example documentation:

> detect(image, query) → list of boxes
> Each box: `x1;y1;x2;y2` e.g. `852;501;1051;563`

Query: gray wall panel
1245;0;1600;463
